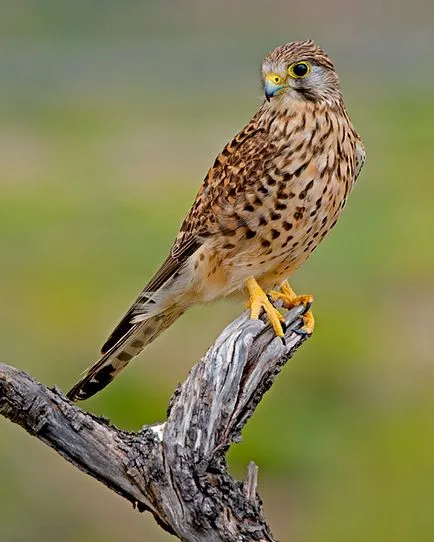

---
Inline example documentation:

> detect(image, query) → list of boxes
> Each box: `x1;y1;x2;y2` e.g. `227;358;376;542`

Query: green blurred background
1;1;433;541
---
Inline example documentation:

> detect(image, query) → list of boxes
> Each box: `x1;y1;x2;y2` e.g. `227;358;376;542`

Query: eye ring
288;61;311;79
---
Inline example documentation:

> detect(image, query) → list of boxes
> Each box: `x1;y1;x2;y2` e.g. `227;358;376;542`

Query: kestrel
67;40;365;401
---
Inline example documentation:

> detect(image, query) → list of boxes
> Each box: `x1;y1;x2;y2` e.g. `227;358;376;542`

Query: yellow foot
268;280;315;335
245;277;285;338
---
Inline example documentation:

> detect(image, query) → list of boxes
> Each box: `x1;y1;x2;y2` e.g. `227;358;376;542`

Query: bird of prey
67;40;365;401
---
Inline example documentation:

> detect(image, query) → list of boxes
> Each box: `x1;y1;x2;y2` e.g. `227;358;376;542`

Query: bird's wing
101;118;264;355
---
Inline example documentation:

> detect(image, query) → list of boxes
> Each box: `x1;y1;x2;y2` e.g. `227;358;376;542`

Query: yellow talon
268;280;315;335
245;277;285;338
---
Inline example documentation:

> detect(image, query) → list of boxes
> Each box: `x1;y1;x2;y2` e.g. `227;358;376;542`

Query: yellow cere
266;72;285;85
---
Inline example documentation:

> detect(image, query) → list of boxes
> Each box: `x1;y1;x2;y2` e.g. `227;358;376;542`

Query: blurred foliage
1;1;434;541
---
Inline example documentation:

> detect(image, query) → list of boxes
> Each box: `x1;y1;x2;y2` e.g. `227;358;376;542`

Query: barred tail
67;306;184;401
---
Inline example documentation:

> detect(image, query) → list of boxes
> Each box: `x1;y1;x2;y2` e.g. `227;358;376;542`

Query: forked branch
0;306;308;541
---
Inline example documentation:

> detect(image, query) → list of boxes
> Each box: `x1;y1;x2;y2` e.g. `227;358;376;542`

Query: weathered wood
0;306;308;541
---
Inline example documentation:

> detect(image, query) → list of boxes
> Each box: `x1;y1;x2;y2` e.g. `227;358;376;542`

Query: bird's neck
258;98;347;143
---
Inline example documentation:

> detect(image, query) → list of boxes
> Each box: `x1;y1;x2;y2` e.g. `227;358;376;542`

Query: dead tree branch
0;306;308;541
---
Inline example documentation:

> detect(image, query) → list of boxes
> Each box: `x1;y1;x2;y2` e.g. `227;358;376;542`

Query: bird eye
288;62;311;79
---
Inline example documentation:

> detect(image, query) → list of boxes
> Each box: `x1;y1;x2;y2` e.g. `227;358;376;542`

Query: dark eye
288;61;311;79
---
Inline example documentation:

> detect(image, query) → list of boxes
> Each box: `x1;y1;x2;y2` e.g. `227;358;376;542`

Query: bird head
262;40;342;105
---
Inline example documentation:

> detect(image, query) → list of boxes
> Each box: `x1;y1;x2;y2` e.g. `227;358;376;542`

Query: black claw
303;301;312;313
294;327;310;337
281;320;288;333
281;336;287;346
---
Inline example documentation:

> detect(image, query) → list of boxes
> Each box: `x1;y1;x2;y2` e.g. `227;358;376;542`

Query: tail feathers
67;307;184;401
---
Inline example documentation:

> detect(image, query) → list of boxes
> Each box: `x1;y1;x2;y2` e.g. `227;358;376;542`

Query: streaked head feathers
262;40;341;104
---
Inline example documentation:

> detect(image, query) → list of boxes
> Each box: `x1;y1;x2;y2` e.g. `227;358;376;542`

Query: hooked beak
264;74;288;102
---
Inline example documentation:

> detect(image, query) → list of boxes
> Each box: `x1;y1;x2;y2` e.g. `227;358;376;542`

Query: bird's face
262;40;341;105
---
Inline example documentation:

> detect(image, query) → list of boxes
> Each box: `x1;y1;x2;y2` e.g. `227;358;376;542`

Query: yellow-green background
1;1;433;541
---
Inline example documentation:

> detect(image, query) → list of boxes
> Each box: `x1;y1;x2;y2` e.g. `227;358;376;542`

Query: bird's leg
245;277;285;338
268;280;315;335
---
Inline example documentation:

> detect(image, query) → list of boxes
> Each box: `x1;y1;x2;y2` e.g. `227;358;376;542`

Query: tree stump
0;306;309;541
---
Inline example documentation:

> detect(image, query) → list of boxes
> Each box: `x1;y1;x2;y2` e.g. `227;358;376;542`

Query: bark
0;306;309;541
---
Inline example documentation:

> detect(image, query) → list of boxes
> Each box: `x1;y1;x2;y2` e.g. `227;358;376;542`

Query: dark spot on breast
281;235;293;248
259;215;267;226
306;179;315;191
258;185;269;195
270;211;281;221
276;202;287;210
244;203;254;212
299;179;314;200
261;239;271;248
293;162;309;177
299;151;308;163
293;207;305;220
199;253;205;261
271;229;280;239
292;140;305;154
283;221;293;230
223;242;235;249
245;229;256;239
